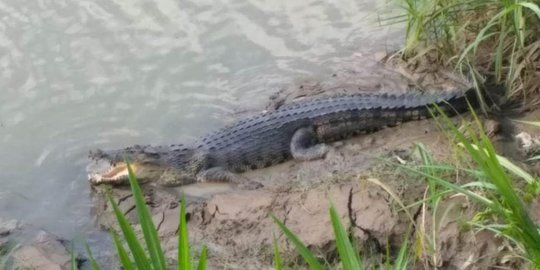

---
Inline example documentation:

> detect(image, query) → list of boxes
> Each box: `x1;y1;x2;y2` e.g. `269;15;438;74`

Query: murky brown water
0;0;403;240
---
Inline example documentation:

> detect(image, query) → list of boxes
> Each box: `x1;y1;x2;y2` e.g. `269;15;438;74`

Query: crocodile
87;89;479;187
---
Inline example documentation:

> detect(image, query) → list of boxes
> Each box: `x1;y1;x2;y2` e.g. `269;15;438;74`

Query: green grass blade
85;244;102;270
273;235;282;270
461;143;535;184
329;204;362;270
196;246;207;270
395;163;493;206
456;6;515;65
517;2;540;19
513;120;540;128
365;177;416;224
457;30;497;65
473;139;540;263
271;214;325;270
178;194;193;270
126;163;167;270
393;225;411;270
494;25;508;80
111;231;136;270
108;193;151;270
434;105;540;265
70;243;77;270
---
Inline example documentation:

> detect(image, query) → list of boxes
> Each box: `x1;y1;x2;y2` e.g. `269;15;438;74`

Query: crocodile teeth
88;162;141;184
88;171;128;184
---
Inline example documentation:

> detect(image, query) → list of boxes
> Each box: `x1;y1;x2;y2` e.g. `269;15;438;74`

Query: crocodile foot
290;127;330;160
197;167;264;190
237;180;264;190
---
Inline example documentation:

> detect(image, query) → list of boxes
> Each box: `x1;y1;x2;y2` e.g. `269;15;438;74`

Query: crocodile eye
140;159;159;165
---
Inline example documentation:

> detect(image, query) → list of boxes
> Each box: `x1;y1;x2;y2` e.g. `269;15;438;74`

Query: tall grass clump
398;0;540;106
393;106;540;267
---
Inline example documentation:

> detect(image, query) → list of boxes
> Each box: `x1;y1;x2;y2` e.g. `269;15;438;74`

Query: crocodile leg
290;127;330;161
196;167;263;189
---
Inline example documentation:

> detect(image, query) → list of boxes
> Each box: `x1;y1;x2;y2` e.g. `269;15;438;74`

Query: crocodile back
197;89;476;173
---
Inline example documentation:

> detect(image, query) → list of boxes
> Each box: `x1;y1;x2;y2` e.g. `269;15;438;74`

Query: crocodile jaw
87;161;139;185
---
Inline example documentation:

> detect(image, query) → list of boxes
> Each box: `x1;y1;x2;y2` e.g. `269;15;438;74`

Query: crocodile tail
482;76;526;116
435;88;480;116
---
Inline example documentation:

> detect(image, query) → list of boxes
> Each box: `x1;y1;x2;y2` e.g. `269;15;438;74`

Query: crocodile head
87;145;205;186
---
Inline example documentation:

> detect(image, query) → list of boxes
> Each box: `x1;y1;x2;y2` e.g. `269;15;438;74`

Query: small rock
0;219;20;236
12;230;71;270
0;218;21;255
516;131;540;156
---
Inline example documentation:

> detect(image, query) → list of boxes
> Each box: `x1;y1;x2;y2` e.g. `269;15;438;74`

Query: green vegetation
398;0;540;106
392;108;540;267
272;203;417;269
388;1;540;261
82;163;207;270
272;206;370;270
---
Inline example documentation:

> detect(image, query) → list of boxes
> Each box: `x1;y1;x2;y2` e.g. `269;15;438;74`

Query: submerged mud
89;54;539;269
0;218;80;270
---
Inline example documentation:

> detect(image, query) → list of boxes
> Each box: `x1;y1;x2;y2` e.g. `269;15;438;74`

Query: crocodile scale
196;89;476;173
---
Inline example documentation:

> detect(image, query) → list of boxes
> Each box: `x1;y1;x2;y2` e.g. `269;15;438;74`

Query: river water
0;0;403;241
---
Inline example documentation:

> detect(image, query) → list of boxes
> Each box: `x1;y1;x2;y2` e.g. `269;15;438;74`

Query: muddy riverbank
3;53;537;269
88;54;540;269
